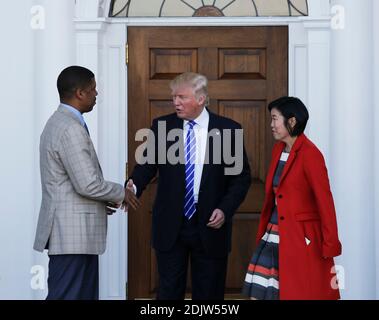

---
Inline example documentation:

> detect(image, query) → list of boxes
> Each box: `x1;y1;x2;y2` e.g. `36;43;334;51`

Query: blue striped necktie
184;120;196;220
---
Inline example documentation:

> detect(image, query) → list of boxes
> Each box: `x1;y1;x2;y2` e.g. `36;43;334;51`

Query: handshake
106;179;140;215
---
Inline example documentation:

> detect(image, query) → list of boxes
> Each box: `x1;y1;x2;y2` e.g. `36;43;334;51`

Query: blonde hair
170;72;209;105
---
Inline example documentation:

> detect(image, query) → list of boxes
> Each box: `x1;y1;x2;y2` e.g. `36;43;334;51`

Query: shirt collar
184;107;209;129
60;103;85;126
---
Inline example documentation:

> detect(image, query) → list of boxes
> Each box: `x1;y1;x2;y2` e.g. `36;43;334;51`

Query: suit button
280;216;285;220
278;195;283;199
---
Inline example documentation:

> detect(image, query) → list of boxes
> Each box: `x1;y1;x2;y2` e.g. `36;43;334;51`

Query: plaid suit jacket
33;105;124;255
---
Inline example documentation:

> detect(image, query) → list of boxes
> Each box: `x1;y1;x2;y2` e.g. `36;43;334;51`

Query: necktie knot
187;120;196;129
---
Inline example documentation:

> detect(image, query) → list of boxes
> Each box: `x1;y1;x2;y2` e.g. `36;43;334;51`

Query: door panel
128;26;288;299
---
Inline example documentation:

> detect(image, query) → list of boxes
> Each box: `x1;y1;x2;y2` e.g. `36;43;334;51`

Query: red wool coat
256;134;342;300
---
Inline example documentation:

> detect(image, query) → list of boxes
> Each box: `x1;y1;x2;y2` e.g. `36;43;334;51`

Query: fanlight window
109;0;308;17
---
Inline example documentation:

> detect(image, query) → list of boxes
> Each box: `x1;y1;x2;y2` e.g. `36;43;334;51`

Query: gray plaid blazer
33;105;124;255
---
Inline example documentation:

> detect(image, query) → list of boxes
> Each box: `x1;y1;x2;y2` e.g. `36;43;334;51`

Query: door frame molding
75;6;332;300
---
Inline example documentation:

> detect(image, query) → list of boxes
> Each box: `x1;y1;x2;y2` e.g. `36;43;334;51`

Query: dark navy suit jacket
130;110;251;258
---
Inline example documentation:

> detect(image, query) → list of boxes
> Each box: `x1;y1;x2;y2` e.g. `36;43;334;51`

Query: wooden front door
128;26;287;299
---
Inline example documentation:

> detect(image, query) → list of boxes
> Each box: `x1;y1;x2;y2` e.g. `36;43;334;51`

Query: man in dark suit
128;72;251;300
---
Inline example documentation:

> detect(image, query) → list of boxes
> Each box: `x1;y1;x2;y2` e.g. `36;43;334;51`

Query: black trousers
155;214;228;300
46;254;99;300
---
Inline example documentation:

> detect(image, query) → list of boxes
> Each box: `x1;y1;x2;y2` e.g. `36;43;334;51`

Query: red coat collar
277;133;307;154
266;134;307;192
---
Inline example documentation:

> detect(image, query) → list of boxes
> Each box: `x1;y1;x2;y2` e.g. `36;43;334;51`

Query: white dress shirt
183;107;209;203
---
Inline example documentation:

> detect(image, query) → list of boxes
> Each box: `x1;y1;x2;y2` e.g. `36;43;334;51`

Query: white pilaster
303;20;331;162
373;0;379;300
288;23;307;103
330;0;375;299
97;23;128;300
75;21;107;148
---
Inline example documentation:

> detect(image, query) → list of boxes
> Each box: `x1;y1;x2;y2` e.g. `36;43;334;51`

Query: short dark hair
268;96;309;136
57;66;94;100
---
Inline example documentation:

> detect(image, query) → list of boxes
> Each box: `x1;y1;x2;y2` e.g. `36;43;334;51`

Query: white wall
373;0;379;300
0;0;36;299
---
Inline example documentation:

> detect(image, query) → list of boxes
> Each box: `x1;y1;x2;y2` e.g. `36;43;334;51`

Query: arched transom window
109;0;308;17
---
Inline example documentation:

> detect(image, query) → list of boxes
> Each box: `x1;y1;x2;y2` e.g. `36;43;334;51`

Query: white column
98;23;128;300
303;21;332;162
288;23;307;105
74;21;106;148
75;0;110;151
373;0;379;300
330;0;375;299
32;0;76;299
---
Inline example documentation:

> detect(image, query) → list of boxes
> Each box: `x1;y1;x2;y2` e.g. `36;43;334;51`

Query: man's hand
121;179;140;212
206;208;225;229
106;202;120;215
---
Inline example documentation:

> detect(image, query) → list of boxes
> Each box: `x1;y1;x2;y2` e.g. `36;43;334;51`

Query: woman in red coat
242;96;342;300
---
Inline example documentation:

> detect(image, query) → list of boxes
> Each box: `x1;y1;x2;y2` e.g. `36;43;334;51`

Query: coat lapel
277;134;306;188
199;111;217;190
278;149;296;188
167;115;185;180
265;143;285;193
166;115;184;147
